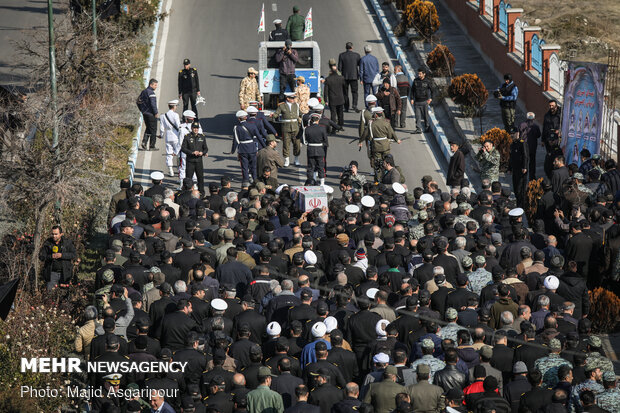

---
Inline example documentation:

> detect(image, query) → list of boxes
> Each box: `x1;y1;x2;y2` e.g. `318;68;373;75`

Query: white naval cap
322;184;334;194
371;106;384;113
314;104;324;110
345;204;360;214
285;92;296;97
150;171;164;181
266;321;281;336
246;106;259;114
168;99;179;105
183;110;196;118
365;95;378;103
308;97;319;108
508;207;524;217
392;182;406;194
273;19;282;24
419;193;434;204
211;298;228;311
361;195;376;208
236;110;248;118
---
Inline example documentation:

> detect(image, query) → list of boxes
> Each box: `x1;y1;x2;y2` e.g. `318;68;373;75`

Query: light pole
92;0;97;51
47;0;58;151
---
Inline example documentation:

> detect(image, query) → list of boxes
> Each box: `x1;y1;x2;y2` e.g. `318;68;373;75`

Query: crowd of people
43;4;620;413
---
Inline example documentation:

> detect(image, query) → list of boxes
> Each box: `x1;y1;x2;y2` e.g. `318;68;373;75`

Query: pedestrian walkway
380;0;548;188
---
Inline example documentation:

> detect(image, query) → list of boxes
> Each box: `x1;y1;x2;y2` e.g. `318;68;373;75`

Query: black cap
210;375;226;386
120;219;133;228
213;348;227;361
106;333;119;347
249;344;262;356
159;348;173;361
183;58;190;64
300;288;312;299
191;121;200;129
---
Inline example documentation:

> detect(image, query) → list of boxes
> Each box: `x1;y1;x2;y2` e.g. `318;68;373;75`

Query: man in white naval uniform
160;99;181;177
178;110;202;187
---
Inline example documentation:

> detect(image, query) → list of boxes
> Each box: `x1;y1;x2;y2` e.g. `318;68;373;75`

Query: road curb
367;0;453;165
128;0;165;183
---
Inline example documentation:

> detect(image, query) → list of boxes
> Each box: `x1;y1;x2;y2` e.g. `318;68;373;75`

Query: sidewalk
380;0;547;188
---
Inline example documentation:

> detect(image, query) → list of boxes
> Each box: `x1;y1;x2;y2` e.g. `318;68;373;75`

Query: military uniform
285;12;305;41
272;100;301;162
179;117;201;183
296;83;311;114
360;114;399;181
239;75;261;109
269;27;289;42
534;353;572;388
303;121;328;182
232;120;264;185
467;268;493;296
510;136;530;207
178;65;200;115
439;321;462;343
476;147;501;182
570;379;604;413
161;107;181;171
585;352;614;374
596;387;620;412
407;355;446;385
181;129;209;194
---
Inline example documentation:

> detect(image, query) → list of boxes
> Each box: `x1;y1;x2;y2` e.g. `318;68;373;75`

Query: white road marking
140;0;173;178
358;0;447;186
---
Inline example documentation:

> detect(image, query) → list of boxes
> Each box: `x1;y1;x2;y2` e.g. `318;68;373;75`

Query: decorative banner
304;7;313;39
561;62;607;166
258;3;265;33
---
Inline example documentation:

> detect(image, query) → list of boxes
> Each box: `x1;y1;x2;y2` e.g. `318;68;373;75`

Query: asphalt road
0;0;65;87
134;0;448;191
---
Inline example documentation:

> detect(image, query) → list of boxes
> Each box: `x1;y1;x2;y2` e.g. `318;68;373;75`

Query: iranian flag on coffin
292;186;327;212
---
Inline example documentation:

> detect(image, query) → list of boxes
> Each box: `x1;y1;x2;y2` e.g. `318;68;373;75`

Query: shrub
526;178;544;223
448;74;489;112
589;287;620;333
427;44;455;76
480;127;512;171
403;0;441;39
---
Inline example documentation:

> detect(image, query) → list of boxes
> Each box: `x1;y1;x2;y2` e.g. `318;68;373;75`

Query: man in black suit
285;385;320;413
447;141;466;188
158;299;201;351
337;42;361;112
323;64;347;131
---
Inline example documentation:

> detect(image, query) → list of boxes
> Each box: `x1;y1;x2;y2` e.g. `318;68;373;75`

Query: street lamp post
92;0;97;51
47;0;58;151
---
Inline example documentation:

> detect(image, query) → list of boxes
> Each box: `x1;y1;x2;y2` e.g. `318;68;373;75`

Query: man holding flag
286;5;304;41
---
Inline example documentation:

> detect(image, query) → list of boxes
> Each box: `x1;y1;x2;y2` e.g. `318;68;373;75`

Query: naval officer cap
273;18;282;24
508;207;524;217
210;298;228;311
236;110;248;118
371;106;384;113
183;110;196;118
313;104;324;111
392;182;406;194
420;193;435;204
285;92;296;98
168;99;179;105
365;95;378;103
366;287;379;299
191;121;200;129
361;195;375;208
345;204;360;214
308;97;319;108
246;106;258;114
150;171;164;181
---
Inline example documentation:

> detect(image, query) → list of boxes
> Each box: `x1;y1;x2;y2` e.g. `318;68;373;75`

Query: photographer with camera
475;140;500;183
275;39;299;101
542;99;562;151
495;73;518;132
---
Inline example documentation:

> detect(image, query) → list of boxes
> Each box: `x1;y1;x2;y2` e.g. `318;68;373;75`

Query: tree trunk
31;200;50;291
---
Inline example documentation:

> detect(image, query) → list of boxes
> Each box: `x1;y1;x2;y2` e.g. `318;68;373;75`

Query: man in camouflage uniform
438;308;462;342
475;140;500;183
534;338;573;388
359;95;378;169
359;106;401;182
454;203;479;230
596;371;620;413
272;92;301;166
95;269;115;313
585;336;614;374
239;67;262;110
406;338;446;385
408;210;429;242
467;255;492;296
569;366;604;413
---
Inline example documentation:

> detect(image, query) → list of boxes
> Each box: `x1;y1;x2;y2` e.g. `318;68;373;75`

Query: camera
493;89;501;99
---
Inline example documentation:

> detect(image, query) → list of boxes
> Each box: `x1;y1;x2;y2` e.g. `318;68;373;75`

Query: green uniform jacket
405;380;445;413
361;117;398;153
475;147;500;182
273;102;301;134
247;385;284;413
363;380;405;413
286;14;305;41
359;108;373;138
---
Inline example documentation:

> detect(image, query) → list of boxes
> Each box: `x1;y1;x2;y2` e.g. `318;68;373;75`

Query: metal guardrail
127;0;164;183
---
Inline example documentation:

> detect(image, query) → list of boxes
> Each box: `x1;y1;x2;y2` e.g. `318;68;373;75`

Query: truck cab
258;41;321;108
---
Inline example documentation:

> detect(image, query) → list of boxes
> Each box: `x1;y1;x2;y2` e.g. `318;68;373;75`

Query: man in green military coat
271;92;302;167
286;6;305;41
475;139;500;183
359;106;401;182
